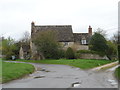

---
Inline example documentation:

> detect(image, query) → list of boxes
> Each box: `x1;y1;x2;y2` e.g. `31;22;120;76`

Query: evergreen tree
89;33;108;54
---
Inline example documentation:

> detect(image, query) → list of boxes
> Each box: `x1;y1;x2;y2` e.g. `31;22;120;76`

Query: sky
0;0;119;40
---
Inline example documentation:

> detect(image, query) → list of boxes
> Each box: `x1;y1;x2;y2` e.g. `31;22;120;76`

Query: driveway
2;61;119;88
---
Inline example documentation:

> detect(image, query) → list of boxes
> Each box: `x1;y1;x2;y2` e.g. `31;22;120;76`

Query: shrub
75;53;81;59
106;41;117;60
118;45;120;64
115;66;120;80
5;52;13;60
65;47;75;59
57;49;65;59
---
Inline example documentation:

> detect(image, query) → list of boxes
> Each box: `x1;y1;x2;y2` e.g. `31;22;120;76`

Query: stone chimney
31;21;35;27
88;25;92;36
31;21;35;33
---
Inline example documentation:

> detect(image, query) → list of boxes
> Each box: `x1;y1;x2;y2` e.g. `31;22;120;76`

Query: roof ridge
35;25;72;27
73;33;88;34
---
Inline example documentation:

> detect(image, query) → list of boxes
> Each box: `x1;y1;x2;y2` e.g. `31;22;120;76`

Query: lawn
0;60;2;83
17;59;115;69
115;66;120;80
1;61;35;83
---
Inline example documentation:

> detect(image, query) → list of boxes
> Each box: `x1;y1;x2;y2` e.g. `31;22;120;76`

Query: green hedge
118;45;120;64
76;50;105;57
115;66;120;80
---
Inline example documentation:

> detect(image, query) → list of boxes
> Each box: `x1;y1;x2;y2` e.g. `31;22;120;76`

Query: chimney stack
31;21;35;26
88;25;92;36
31;21;35;34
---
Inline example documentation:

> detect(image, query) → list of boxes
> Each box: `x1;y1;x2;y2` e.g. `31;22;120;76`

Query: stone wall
75;45;89;50
60;42;89;51
79;53;108;60
60;42;74;50
19;47;24;59
70;43;89;51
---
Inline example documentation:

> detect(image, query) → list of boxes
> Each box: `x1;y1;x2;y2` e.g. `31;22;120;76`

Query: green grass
115;66;120;80
1;61;35;83
0;60;2;83
16;59;115;69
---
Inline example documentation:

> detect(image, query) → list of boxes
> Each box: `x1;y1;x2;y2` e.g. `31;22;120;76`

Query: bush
65;47;75;59
5;51;14;60
118;45;120;64
106;41;117;60
115;66;120;80
75;53;81;59
57;49;65;59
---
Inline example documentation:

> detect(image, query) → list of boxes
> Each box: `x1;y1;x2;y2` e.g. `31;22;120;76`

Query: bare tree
95;28;107;38
19;31;30;45
111;31;119;44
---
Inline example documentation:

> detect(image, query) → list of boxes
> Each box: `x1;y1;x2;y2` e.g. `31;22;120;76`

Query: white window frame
81;39;86;45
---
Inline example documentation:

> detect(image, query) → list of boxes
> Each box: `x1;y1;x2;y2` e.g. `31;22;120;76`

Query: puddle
108;79;115;83
45;70;50;72
36;68;46;71
36;68;43;71
75;77;79;79
34;75;45;79
107;79;118;86
55;77;63;78
75;68;80;70
40;68;46;71
37;68;50;72
111;82;118;86
71;81;81;87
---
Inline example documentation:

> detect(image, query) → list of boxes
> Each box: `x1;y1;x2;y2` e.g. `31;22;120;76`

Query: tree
13;41;22;59
89;33;108;54
111;31;120;44
65;47;75;59
33;30;61;59
19;31;30;45
95;28;107;38
118;45;120;64
106;41;117;60
1;37;17;59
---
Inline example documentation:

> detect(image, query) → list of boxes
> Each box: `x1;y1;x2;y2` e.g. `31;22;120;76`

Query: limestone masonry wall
79;53;108;60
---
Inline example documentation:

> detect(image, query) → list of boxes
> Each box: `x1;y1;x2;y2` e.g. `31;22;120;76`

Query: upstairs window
81;39;86;45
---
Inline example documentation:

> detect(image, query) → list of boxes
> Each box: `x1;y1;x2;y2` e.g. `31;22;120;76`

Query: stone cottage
19;22;92;59
19;45;30;59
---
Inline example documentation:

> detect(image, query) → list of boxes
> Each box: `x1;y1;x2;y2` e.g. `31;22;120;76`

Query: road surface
2;61;119;88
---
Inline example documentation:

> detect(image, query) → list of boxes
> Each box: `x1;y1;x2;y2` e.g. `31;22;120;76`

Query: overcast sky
0;0;119;40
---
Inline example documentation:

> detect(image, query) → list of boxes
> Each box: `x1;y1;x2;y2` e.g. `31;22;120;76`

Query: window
81;40;86;45
64;42;69;46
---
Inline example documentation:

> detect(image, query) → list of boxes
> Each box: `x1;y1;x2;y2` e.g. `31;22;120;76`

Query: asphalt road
2;61;119;88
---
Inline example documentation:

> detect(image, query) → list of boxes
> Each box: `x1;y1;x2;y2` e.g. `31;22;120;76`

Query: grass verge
2;61;35;83
16;59;115;69
115;66;120;80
